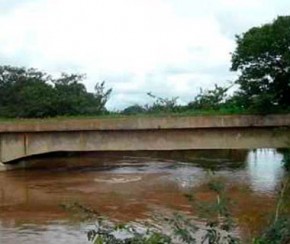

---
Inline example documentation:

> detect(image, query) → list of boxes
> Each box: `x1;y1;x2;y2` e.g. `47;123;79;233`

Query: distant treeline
1;16;290;118
0;66;112;118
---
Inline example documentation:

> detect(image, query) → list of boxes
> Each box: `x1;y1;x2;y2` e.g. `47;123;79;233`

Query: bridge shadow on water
13;149;249;171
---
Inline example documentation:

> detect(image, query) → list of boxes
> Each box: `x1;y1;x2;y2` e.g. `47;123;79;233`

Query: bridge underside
0;127;289;170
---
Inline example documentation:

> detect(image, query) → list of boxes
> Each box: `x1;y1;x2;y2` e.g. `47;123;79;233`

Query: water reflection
0;149;288;243
247;149;284;193
0;222;89;244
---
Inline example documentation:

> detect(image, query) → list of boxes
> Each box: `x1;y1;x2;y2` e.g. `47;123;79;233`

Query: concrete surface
0;114;289;170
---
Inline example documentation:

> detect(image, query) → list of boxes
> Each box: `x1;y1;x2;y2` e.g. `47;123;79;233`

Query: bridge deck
0;114;290;169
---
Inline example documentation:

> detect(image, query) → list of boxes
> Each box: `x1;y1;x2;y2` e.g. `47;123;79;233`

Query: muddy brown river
0;149;289;243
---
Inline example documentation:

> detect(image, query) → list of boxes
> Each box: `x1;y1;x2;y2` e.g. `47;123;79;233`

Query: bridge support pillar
0;162;7;171
0;161;26;171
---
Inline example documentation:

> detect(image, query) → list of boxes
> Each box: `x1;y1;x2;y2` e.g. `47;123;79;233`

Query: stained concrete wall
0;114;290;132
0;115;290;169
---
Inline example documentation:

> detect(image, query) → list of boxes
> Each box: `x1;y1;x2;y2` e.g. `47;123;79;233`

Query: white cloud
0;0;289;109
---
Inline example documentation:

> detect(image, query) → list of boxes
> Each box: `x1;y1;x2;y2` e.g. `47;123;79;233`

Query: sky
0;0;290;110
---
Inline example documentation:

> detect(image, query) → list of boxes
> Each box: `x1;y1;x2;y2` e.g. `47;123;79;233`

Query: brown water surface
0;149;288;243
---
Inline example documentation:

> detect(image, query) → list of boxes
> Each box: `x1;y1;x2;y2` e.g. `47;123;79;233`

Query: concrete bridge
0;114;290;170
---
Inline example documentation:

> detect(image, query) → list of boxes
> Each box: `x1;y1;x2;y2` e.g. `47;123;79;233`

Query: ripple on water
94;176;142;183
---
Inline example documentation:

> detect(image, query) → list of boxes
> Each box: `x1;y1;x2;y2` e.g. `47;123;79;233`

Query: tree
122;104;146;115
188;84;230;110
0;65;112;118
146;92;180;113
231;16;290;112
53;73;91;115
0;66;56;117
93;81;112;114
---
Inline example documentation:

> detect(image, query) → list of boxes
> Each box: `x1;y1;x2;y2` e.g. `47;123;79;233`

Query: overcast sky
0;0;290;110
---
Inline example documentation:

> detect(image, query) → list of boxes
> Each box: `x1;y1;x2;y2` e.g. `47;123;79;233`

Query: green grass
0;108;289;123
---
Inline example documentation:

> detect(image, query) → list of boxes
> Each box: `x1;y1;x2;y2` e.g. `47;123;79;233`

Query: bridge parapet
0;114;290;133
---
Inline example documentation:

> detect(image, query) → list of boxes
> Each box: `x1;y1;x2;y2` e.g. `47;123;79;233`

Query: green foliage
185;173;239;244
62;202;172;244
120;84;249;116
87;225;172;244
146;92;180;113
0;66;55;117
253;217;290;244
162;213;198;243
122;105;146;115
231;16;290;112
282;149;290;171
94;81;113;114
187;84;230;111
0;66;112;118
253;176;290;244
121;93;181;115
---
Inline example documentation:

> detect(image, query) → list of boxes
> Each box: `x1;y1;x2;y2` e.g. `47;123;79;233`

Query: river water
0;149;288;243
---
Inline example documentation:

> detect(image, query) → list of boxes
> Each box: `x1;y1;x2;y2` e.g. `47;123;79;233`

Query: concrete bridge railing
0;114;290;170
